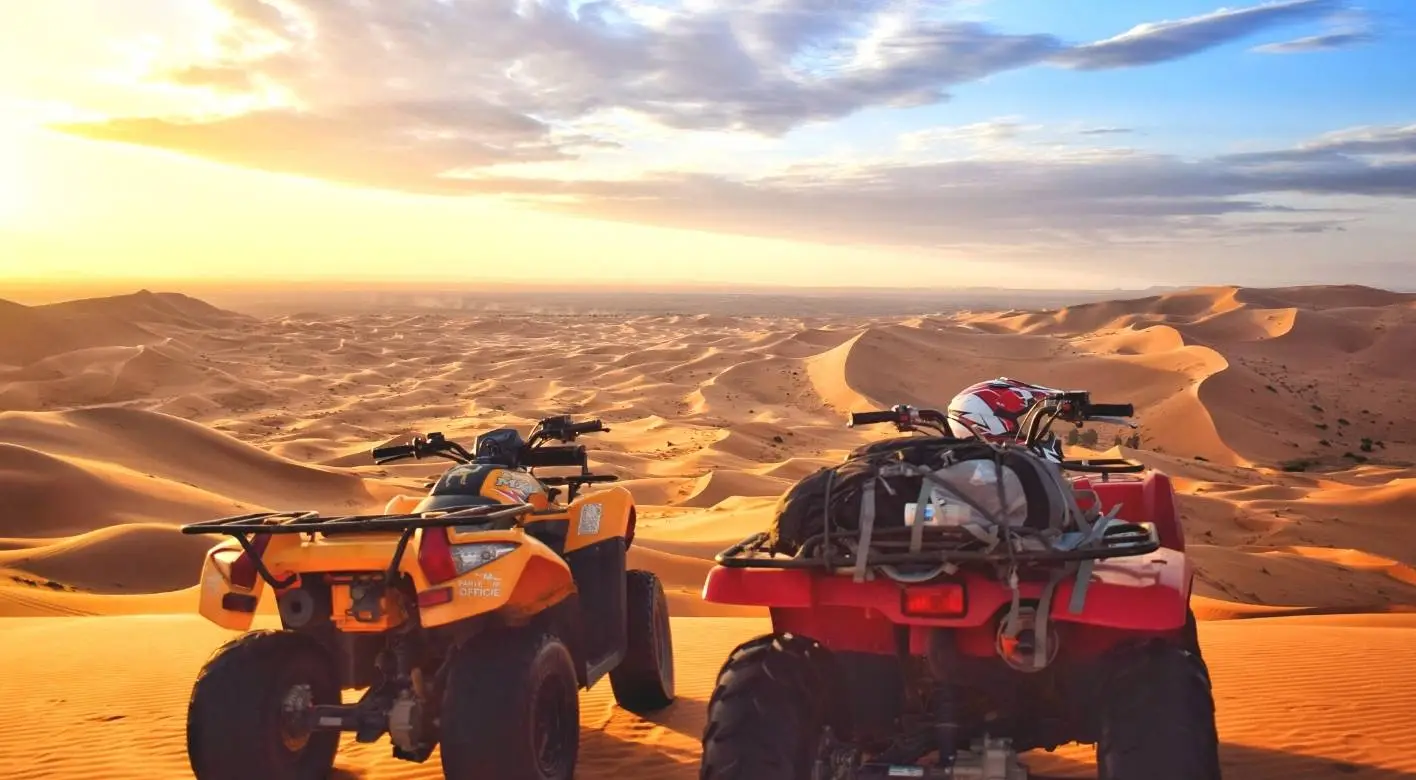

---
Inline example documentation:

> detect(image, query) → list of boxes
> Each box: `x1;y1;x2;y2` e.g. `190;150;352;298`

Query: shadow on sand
1029;742;1416;780
329;694;712;779
330;693;1416;780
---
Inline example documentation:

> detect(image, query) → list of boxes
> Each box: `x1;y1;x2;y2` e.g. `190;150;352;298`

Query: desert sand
2;285;1415;779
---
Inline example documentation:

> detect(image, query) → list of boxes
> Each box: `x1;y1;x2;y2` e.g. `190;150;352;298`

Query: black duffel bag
765;436;1074;556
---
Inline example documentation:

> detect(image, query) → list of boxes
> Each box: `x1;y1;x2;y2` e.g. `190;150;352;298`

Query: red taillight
230;534;273;590
417;587;454;608
418;528;459;584
901;584;967;618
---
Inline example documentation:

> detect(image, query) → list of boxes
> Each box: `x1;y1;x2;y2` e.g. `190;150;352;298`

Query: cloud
1051;0;1342;70
1252;29;1374;52
55;102;583;192
439;125;1413;249
142;0;1070;137
46;0;1404;255
56;0;1355;169
163;64;259;93
1221;124;1416;164
898;118;1040;151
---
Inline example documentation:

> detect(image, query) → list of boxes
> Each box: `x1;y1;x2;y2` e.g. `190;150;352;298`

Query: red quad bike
697;391;1220;780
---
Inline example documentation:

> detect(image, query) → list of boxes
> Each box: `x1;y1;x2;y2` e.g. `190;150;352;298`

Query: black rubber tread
1097;642;1223;780
186;629;341;780
439;630;581;780
699;633;834;780
1182;606;1210;668
609;569;676;713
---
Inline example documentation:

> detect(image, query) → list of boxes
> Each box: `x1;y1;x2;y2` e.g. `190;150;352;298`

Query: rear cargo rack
714;521;1161;569
180;503;534;535
181;504;534;590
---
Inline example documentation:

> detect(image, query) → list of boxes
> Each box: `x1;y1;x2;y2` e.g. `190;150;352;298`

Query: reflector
900;584;967;617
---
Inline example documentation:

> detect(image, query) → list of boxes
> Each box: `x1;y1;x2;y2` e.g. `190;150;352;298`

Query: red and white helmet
947;377;1065;460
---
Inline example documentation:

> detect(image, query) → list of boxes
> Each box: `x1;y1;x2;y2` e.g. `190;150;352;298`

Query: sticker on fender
458;572;503;599
577;502;603;535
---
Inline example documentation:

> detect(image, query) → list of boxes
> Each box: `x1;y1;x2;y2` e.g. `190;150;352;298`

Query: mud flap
565;537;628;678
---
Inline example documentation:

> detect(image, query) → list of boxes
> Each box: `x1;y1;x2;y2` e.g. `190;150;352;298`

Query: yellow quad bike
180;415;675;780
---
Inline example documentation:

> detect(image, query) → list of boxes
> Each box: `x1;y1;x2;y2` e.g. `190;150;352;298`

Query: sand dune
1;615;1414;779
2;283;1415;779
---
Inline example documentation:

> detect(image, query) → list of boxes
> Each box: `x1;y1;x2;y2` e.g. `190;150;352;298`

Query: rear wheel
1097;642;1222;780
186;629;340;780
699;633;833;780
610;569;676;713
439;631;581;780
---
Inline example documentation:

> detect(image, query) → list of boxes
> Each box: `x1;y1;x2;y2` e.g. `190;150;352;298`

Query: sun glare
0;120;30;226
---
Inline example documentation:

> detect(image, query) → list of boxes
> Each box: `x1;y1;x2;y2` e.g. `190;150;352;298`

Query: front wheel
439;631;581;780
610;569;676;713
1097;642;1222;780
185;629;341;780
699;633;833;780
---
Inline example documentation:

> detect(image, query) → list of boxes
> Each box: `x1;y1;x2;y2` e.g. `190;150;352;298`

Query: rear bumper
701;547;1191;632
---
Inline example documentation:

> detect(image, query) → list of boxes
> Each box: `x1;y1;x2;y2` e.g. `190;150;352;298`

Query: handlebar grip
523;444;587;468
570;419;606;434
372;444;415;460
1087;403;1134;418
848;410;898;428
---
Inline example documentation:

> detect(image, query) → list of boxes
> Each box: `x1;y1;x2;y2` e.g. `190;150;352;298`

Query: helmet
947;377;1064;462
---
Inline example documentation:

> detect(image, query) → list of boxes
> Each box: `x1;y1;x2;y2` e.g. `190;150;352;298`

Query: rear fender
417;531;577;629
196;534;301;631
1080;472;1186;552
703;549;1194;653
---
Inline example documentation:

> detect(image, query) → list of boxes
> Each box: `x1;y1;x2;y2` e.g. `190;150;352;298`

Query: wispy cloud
441;125;1413;248
1051;0;1342;69
1251;6;1376;53
1252;29;1374;52
897;118;1041;151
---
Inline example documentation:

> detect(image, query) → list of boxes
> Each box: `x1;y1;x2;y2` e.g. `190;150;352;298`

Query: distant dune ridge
2;283;1415;778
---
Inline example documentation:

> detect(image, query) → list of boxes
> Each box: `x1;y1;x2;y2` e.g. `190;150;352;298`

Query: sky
1;0;1414;290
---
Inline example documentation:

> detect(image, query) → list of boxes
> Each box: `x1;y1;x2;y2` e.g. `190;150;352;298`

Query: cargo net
745;438;1160;670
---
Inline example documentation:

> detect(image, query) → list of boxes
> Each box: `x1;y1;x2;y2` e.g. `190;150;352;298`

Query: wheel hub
812;726;860;780
388;689;424;754
279;683;315;752
533;678;574;777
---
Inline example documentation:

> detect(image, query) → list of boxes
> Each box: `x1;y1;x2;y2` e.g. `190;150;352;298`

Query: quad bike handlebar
849;406;953;436
370;415;620;501
528;415;610;447
848;390;1145;477
849;391;1134;444
372;431;473;465
521;443;590;469
371;415;611;468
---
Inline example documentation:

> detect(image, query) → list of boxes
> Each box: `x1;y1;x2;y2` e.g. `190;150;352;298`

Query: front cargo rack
714;520;1161;570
